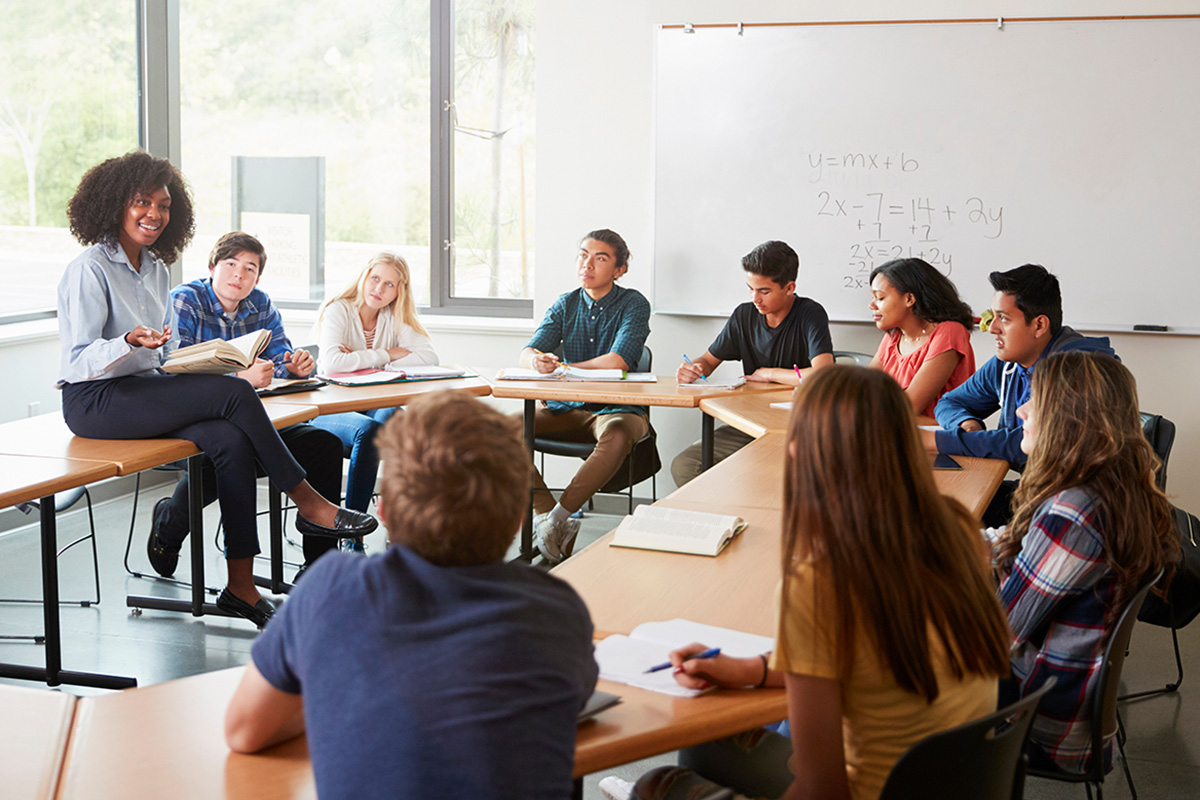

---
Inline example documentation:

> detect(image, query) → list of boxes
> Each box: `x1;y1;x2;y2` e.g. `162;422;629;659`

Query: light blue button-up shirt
57;241;171;385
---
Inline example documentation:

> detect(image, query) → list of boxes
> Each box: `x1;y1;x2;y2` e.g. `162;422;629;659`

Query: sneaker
339;537;368;555
146;497;181;577
535;512;581;564
598;776;636;800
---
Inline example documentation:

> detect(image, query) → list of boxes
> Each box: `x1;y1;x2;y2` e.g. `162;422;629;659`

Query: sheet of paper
769;401;793;410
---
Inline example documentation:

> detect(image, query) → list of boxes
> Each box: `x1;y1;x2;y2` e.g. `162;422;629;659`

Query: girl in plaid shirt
994;351;1177;773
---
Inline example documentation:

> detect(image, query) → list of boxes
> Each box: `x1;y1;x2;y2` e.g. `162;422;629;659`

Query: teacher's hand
237;358;274;389
126;325;171;350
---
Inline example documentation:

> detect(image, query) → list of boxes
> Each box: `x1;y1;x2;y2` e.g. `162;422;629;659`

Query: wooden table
485;374;784;556
260;375;492;415
0;683;76;800
0;454;128;689
698;389;794;438
56;667;315;800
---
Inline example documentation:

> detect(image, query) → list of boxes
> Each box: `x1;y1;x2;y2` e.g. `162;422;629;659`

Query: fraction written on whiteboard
814;191;1005;289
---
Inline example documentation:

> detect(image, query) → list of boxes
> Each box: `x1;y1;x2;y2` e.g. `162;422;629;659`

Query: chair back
1140;413;1175;491
879;677;1056;800
1094;570;1161;745
832;350;874;366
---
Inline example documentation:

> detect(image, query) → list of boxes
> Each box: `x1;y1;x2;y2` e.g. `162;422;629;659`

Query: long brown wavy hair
782;366;1010;701
1000;352;1178;615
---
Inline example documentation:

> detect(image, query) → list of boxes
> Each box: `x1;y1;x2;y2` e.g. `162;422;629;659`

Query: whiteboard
653;19;1200;332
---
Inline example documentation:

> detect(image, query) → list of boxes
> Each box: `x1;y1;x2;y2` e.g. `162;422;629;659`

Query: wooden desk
698;389;794;438
0;684;76;800
57;667;315;800
261;375;492;415
0;455;131;690
486;374;783;555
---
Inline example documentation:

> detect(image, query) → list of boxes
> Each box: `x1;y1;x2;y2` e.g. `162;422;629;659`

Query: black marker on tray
1133;324;1168;332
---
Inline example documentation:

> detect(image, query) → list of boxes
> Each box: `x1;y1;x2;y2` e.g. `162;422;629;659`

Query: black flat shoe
147;498;181;577
216;588;276;629
296;507;379;539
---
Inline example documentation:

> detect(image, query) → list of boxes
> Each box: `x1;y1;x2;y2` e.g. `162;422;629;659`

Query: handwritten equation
813;191;1005;289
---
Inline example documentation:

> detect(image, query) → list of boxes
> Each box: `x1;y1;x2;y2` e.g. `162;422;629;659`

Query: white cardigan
316;299;439;374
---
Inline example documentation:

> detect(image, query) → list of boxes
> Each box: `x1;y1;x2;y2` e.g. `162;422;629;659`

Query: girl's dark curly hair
869;258;974;330
67;150;196;264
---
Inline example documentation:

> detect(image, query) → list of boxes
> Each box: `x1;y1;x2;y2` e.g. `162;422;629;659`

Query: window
0;1;137;319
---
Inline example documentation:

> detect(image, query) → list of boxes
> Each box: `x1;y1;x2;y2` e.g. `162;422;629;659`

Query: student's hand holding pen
531;349;561;374
667;642;769;690
677;356;706;384
125;324;172;350
282;348;315;377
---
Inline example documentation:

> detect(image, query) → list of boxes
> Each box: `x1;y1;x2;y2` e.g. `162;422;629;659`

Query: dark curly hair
67;150;196;264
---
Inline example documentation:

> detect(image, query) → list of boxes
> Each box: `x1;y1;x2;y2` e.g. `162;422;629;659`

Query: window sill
0;318;60;348
279;308;535;339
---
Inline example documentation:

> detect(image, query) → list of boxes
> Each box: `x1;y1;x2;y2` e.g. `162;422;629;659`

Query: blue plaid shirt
166;278;294;378
526;284;651;415
995;486;1113;774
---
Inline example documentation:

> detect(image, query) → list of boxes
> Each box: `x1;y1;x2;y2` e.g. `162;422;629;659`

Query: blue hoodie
933;326;1117;463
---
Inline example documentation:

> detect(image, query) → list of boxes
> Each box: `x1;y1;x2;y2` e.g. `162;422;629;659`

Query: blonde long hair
1001;352;1177;616
319;252;429;338
782;366;1010;702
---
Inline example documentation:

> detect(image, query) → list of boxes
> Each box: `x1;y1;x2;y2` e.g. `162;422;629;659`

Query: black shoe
295;507;379;539
146;498;181;577
216;588;276;629
292;563;308;583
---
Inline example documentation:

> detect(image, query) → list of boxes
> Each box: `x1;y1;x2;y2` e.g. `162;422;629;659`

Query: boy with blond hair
225;392;598;800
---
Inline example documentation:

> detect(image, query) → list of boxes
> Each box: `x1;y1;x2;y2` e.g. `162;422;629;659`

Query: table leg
701;412;715;472
0;494;137;689
269;488;284;592
521;398;535;559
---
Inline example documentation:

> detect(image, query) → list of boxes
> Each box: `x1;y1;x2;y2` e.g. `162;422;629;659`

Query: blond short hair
376;392;530;565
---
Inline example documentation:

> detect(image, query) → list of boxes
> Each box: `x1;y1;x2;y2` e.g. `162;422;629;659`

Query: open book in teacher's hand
593;619;774;698
609;505;747;557
162;329;271;375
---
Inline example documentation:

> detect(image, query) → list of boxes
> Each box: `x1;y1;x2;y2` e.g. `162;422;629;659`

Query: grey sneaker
534;512;581;564
598;776;635;800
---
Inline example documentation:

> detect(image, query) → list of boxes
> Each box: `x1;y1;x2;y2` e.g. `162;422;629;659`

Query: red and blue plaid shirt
995;486;1114;774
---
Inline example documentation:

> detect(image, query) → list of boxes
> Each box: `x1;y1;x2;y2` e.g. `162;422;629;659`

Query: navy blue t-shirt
709;296;833;374
252;545;598;800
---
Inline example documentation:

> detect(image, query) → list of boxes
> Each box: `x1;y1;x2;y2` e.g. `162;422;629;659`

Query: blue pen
682;354;707;381
644;647;721;674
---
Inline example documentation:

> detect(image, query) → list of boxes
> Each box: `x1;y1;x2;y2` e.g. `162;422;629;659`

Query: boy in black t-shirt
671;240;834;486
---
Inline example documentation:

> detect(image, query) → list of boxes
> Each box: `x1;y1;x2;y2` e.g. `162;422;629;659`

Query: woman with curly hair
994;351;1178;774
867;257;976;417
311;252;438;515
58;150;377;627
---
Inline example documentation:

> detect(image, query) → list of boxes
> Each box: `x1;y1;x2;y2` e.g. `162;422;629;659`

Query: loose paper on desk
381;364;468;379
678;375;746;390
594;619;774;698
609;505;746;557
769;401;793;411
162;329;270;375
496;366;656;382
322;365;470;386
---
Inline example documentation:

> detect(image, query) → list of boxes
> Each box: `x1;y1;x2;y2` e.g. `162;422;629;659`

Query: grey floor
2;485;1199;798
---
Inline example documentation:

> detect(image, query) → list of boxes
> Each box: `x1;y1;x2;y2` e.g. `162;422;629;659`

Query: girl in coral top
868;258;976;418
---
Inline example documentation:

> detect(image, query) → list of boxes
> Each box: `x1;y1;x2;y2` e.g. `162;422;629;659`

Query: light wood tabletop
261;375;492;415
0;684;76;800
0;405;317;476
698;389;795;437
486;373;784;408
0;455;119;509
56;668;315;800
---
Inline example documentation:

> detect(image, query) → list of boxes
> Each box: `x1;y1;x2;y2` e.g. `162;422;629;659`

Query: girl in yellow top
628;366;1010;800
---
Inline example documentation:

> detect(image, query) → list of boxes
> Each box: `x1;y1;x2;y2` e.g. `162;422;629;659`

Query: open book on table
496;365;656;382
162;329;270;375
322;365;470;386
609;505;747;557
594;619;774;698
677;375;747;390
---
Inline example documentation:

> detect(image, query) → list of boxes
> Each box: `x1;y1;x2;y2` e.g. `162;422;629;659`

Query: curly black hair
66;150;196;264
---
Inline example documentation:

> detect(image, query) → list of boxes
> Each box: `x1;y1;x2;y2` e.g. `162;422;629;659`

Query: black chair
1121;413;1181;701
832;350;874;366
1027;570;1162;800
0;487;102;643
534;345;661;515
879;677;1056;800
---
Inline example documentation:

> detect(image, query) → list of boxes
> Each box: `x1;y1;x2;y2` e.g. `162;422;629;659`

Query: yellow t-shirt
772;565;998;800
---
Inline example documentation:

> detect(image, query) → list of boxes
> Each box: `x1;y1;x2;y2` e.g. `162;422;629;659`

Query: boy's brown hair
375;391;530;566
208;231;268;274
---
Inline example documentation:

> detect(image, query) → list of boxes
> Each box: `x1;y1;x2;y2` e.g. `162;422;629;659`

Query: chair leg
1119;622;1184;700
1117;729;1138;800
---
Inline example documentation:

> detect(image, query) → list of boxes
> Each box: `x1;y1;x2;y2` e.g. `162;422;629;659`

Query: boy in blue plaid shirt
149;232;345;594
520;229;651;563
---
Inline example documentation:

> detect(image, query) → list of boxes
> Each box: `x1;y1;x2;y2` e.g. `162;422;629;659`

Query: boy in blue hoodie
925;264;1116;524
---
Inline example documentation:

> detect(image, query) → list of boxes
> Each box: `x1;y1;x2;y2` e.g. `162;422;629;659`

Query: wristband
757;653;769;688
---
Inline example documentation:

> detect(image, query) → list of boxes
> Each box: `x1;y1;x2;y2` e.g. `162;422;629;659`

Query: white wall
535;0;1200;512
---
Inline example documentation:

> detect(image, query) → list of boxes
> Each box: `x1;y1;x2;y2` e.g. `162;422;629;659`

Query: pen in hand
683;354;707;380
644;647;721;674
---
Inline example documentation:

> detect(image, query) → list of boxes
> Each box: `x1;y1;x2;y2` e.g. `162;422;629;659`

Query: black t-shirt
708;296;834;374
